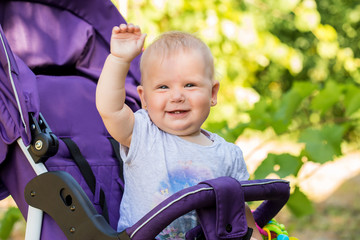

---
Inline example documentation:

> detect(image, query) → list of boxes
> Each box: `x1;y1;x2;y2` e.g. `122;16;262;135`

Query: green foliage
287;187;314;217
0;207;22;240
299;124;345;163
254;153;302;179
122;0;360;218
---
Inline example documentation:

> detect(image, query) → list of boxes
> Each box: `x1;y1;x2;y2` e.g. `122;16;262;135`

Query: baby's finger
127;23;135;33
112;26;120;34
119;23;128;32
133;25;141;34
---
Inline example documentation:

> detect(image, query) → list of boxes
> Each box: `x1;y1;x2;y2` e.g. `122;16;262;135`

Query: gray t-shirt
117;109;249;239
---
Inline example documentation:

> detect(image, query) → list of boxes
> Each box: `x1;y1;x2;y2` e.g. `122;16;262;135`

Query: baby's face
137;50;219;137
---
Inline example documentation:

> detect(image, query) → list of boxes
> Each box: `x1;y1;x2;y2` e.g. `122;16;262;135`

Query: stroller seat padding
36;74;123;229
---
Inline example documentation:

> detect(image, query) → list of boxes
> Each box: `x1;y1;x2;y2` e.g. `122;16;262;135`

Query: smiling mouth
167;110;189;114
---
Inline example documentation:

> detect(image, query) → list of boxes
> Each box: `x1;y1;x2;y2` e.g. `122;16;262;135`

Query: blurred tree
114;0;360;217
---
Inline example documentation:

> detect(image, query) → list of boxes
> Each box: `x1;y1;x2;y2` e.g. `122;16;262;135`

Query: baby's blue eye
185;83;195;87
158;85;168;89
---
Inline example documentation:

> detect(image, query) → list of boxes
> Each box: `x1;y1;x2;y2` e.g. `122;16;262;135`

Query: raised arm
96;24;146;147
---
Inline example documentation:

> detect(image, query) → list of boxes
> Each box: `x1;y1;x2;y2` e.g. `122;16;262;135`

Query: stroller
0;0;290;239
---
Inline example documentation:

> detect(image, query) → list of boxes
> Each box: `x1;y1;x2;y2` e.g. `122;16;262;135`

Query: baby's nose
170;89;185;102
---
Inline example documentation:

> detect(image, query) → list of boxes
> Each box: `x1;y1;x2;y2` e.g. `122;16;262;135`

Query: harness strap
61;137;109;222
108;137;125;184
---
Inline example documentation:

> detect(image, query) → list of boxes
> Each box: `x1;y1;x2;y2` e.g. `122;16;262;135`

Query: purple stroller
0;0;290;239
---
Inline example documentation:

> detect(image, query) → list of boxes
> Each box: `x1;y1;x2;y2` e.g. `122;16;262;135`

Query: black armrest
25;171;126;240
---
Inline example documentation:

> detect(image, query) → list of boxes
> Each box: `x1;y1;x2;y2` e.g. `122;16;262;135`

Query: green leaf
272;90;302;134
254;153;302;179
310;81;343;115
293;81;318;98
248;98;274;131
287;187;314;217
344;84;360;117
229;123;249;141
273;82;316;134
254;155;276;179
299;125;344;163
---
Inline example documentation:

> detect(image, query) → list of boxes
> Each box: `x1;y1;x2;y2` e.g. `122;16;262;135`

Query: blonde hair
140;31;214;83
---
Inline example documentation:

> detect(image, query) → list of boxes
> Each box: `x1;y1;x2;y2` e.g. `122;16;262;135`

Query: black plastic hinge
28;112;59;163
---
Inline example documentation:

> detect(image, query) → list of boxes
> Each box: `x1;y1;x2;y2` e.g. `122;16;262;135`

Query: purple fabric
126;182;216;240
36;75;124;229
0;25;38;153
241;179;290;228
0;0;141;110
197;177;248;239
0;25;38;202
185;225;203;240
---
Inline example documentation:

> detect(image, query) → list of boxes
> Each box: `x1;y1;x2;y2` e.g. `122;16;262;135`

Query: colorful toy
260;219;299;240
276;234;289;240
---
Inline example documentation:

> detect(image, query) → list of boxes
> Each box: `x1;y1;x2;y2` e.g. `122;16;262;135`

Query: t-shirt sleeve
119;110;154;163
229;146;250;181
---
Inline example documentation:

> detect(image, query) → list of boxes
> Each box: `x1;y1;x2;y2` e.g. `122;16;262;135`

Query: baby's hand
110;23;147;63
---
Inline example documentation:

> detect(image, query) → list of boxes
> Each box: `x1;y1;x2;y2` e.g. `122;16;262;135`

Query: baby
96;23;261;239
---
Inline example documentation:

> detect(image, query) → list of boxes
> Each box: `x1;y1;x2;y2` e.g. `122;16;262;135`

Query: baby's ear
137;85;147;109
211;81;220;106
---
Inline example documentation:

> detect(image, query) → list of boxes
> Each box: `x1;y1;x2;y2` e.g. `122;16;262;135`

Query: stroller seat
0;0;141;238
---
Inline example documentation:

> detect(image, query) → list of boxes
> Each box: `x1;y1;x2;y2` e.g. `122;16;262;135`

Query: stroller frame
18;138;46;240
